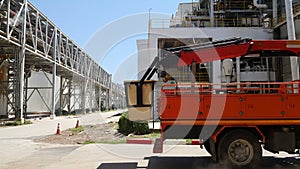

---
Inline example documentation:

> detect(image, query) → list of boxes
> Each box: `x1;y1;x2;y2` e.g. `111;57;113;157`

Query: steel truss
111;83;126;110
0;0;124;120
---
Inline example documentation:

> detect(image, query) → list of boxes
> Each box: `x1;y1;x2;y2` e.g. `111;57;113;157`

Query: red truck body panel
159;82;300;131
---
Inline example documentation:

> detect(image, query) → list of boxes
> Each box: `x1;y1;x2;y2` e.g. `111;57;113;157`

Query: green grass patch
186;139;193;145
129;131;161;139
67;126;84;134
83;140;126;144
83;140;96;144
5;120;32;126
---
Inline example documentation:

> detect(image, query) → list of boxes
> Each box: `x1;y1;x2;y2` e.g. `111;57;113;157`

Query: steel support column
68;79;72;113
59;76;63;116
107;88;110;110
24;72;29;119
98;85;101;111
17;0;27;123
51;28;58;119
81;77;87;114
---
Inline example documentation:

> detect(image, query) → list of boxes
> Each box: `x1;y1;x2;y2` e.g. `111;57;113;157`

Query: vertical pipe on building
236;57;241;88
285;0;299;81
18;0;27;124
51;28;57;119
272;0;278;25
210;0;214;26
286;0;296;40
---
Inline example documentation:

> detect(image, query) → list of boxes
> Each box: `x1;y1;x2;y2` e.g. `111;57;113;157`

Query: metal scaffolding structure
0;0;125;121
111;83;126;110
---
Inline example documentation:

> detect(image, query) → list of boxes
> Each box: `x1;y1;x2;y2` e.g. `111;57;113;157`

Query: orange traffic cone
75;120;79;128
56;123;61;135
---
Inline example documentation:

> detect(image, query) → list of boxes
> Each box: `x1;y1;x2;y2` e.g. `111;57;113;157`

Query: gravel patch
35;122;127;145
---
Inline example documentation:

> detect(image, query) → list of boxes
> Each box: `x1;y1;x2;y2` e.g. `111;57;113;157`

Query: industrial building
137;0;300;118
0;0;126;122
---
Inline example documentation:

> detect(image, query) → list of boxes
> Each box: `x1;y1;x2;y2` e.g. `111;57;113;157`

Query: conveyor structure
0;0;125;120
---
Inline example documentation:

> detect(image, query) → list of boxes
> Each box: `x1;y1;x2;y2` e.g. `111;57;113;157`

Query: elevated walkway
0;0;125;119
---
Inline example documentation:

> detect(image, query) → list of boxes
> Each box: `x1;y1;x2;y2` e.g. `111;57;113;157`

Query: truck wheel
218;130;262;169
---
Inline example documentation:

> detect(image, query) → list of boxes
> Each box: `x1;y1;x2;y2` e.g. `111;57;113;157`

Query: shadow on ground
97;163;137;169
97;156;300;169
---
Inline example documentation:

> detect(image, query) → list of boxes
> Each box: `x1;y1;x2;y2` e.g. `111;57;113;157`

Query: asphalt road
1;110;300;169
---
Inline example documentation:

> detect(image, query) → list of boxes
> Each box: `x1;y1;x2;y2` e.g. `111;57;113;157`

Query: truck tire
218;130;262;169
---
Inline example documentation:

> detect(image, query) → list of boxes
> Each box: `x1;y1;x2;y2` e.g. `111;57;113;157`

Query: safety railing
161;81;300;96
214;0;252;11
273;3;300;26
151;17;270;29
168;72;209;83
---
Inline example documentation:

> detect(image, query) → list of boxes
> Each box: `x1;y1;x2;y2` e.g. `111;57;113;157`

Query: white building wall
27;71;60;113
175;3;193;18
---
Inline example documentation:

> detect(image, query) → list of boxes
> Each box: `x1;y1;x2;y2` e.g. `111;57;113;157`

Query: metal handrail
161;81;300;95
151;17;269;29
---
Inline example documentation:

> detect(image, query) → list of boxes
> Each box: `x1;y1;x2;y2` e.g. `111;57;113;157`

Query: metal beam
51;27;57;119
17;0;27;123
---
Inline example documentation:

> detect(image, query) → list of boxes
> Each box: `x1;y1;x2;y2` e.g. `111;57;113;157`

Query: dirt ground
36;122;127;145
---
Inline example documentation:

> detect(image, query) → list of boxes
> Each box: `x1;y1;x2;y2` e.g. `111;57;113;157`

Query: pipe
236;57;241;89
253;0;268;9
272;0;278;24
285;0;299;82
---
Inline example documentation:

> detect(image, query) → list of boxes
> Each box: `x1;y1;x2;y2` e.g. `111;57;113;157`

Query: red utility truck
125;37;300;168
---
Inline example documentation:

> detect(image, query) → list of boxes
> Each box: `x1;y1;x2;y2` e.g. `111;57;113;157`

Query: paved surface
78;109;126;125
0;110;126;169
1;110;300;169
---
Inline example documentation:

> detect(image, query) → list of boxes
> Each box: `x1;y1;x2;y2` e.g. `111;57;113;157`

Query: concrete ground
0;110;126;169
1;110;300;169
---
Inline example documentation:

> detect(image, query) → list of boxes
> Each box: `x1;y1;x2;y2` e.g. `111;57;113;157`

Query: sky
29;0;193;83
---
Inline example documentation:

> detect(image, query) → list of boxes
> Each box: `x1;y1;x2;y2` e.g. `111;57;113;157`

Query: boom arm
172;38;300;66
